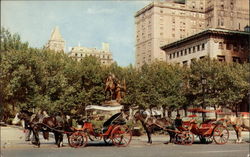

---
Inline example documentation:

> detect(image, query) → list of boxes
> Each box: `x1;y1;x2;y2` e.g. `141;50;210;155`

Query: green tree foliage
189;58;250;112
1;28;249;120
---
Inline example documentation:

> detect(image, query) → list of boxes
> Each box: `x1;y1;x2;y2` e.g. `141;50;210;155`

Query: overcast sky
1;0;151;66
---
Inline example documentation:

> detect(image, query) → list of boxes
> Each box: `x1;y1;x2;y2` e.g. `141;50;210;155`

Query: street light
201;75;207;122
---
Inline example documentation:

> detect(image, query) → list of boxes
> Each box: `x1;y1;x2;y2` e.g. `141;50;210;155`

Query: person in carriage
174;114;187;131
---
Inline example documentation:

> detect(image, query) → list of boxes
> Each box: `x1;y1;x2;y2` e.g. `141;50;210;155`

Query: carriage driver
174;114;186;131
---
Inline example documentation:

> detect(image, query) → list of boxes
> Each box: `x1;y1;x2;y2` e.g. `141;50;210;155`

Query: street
1;126;249;157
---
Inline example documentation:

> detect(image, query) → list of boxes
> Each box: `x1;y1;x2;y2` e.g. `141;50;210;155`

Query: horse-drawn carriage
133;108;229;145
183;108;229;144
68;105;132;148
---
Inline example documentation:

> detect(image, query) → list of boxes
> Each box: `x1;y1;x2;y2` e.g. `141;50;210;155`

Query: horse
223;115;250;143
12;110;35;141
133;110;175;144
12;110;72;147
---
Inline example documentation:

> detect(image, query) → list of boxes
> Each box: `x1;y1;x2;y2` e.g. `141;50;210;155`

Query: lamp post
201;76;207;122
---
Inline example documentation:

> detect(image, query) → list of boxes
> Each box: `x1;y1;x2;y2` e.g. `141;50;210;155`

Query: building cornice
135;1;205;18
161;28;250;50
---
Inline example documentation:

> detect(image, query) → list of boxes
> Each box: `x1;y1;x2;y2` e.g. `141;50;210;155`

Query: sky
1;0;152;66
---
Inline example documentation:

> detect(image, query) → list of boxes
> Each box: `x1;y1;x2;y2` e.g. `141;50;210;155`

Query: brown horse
13;110;72;147
223;115;250;143
134;110;174;144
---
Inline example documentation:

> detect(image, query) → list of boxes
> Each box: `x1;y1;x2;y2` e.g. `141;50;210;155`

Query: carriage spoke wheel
175;131;194;145
213;125;229;145
103;136;112;145
181;131;194;145
111;125;132;147
69;131;88;148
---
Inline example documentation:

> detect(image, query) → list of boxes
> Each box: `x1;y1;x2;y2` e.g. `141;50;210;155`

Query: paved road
1;126;249;157
2;142;249;157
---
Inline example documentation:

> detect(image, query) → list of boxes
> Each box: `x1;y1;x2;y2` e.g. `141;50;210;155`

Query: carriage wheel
111;125;132;147
181;131;194;145
68;131;88;148
213;125;229;145
175;131;194;145
103;136;112;145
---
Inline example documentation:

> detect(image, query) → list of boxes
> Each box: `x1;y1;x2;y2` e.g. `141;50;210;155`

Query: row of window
169;43;205;59
218;42;246;51
74;53;112;59
177;56;243;67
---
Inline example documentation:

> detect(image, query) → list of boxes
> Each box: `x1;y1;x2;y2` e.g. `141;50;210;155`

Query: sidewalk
1;125;249;149
1;125;55;149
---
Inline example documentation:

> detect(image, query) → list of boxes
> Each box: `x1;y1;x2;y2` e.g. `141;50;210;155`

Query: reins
32;122;73;134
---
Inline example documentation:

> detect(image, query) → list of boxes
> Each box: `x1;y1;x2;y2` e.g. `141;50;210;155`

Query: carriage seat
102;113;126;133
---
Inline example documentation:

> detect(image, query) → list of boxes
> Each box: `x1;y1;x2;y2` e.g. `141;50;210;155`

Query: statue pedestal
102;100;121;107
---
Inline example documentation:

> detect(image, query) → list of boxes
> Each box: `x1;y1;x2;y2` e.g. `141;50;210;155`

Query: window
217;55;225;62
184;49;187;55
172;18;175;24
233;44;239;51
181;50;183;56
173;53;176;58
183;60;188;66
75;53;77;57
200;56;205;59
197;45;200;51
202;43;205;50
193;46;196;53
189;48;191;54
219;42;223;49
170;54;172;59
221;18;224;26
177;52;179;57
233;57;241;63
226;43;232;50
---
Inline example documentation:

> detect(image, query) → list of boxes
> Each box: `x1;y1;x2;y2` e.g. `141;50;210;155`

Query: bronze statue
104;73;126;103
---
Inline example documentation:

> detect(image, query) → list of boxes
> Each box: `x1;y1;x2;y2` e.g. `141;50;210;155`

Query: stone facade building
161;28;250;66
135;0;249;67
205;0;249;31
46;27;65;52
68;43;113;65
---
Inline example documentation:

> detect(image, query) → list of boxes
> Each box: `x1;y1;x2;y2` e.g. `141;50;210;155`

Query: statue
104;73;126;104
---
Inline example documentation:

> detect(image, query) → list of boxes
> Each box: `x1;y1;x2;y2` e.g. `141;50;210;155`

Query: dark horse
134;110;175;144
12;110;72;147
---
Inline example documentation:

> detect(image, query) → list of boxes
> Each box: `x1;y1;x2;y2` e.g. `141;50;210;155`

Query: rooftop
161;28;250;50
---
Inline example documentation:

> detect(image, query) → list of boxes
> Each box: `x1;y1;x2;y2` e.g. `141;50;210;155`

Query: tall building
46;27;65;52
205;0;249;31
161;28;250;66
68;43;113;65
135;0;249;67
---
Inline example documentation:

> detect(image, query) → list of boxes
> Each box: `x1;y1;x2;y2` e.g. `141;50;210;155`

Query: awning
85;105;123;111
